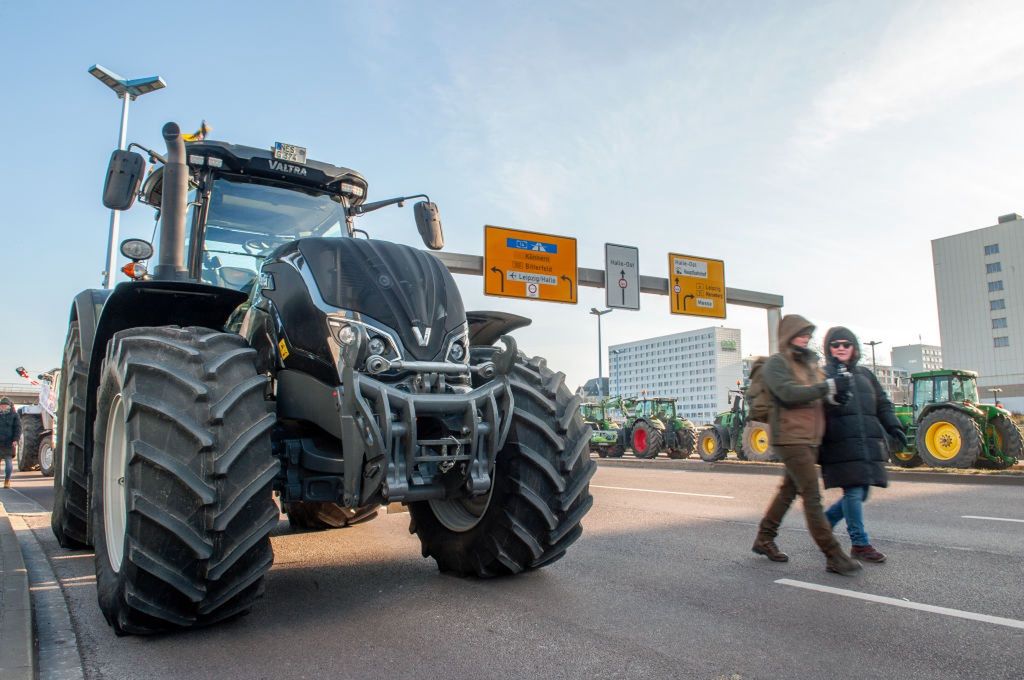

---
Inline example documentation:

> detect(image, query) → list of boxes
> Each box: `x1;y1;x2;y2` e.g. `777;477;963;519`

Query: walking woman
820;327;908;563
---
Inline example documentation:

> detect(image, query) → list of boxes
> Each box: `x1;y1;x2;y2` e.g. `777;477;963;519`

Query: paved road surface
4;462;1022;679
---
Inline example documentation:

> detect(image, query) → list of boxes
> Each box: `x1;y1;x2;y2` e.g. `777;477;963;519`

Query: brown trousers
756;445;840;555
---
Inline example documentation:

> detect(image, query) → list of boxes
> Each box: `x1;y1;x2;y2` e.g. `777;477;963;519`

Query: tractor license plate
272;142;307;164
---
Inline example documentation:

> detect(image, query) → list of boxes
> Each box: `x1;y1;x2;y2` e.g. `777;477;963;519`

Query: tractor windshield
199;177;347;290
954;376;980;403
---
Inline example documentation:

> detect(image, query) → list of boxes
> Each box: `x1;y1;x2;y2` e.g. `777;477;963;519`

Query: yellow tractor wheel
916;409;982;468
741;421;776;462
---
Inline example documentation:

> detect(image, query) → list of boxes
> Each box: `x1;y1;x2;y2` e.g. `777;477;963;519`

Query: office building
609;327;742;424
933;213;1024;411
890;344;942;374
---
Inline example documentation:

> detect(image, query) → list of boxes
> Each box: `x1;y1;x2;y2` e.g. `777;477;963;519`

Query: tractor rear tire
285;502;379;530
666;427;697;459
52;321;92;549
889;448;924;468
17;413;42;471
606;445;625;458
38;437;56;477
697;428;727;462
409;349;596;576
988;415;1023;468
631;422;663;459
916;408;982;469
90;326;278;635
742;421;776;462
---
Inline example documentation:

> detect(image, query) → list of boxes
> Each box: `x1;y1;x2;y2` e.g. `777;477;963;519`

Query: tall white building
933;213;1024;412
608;327;743;424
890;344;943;374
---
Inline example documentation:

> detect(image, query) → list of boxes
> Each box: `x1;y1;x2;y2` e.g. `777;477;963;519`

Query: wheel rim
428;483;495;533
103;394;129;572
925;421;961;460
893;450;916;462
752;428;769;453
39;441;54;471
634;428;647;452
702;436;716;454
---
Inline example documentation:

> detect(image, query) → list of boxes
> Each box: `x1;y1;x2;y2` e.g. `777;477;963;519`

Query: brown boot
2;479;10;488
826;550;863;575
752;538;789;562
851;545;886;563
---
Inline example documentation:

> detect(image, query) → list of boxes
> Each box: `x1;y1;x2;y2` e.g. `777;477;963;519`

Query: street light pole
864;340;882;373
89;64;166;289
590;308;613;397
988;388;1003;405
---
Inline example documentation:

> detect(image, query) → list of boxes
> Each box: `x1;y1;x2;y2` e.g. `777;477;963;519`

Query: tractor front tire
988;415;1023;469
631;422;663;459
52;321;91;549
606;445;625;458
285;502;379;530
697;428;727;462
666;427;697;459
889;448;924;468
916;409;982;469
409;349;596;576
90;326;278;635
17;413;42;471
741;421;776;462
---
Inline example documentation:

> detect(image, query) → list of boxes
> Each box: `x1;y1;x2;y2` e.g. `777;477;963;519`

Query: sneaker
851;544;886;563
826;550;863;575
752;538;789;562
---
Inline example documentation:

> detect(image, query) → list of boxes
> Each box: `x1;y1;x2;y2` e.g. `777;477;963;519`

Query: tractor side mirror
102;150;146;210
414;201;444;250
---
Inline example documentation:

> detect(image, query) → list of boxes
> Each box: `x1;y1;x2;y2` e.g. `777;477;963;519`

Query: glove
825;373;852;405
888;428;908;451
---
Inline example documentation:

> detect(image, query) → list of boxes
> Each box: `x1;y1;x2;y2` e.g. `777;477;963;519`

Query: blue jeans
825;485;870;546
2;452;11;481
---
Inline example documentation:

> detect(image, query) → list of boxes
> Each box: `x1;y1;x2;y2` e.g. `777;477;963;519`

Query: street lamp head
89;64;165;98
590;307;612;316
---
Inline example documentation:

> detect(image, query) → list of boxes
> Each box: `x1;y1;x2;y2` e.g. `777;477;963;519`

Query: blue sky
3;0;1024;391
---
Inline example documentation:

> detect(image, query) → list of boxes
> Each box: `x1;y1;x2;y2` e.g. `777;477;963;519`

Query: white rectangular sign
605;243;640;310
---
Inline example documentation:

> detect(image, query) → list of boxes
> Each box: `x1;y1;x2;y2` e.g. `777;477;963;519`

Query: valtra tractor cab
52;122;595;635
890;369;1021;469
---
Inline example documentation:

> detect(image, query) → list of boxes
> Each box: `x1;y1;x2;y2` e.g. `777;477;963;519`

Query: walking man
0;396;22;488
751;315;862;575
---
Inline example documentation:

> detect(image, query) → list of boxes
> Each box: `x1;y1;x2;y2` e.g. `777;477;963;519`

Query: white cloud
795;0;1024;151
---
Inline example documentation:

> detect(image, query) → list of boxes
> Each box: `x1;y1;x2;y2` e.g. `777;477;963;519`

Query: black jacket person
0;396;21;486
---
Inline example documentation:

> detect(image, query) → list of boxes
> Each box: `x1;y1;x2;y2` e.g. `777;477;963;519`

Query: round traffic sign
618;278;627;288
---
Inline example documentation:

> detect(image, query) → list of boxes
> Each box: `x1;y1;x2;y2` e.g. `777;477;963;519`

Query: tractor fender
918;402;982;423
81;280;248;470
67;288;113;361
466;311;532;347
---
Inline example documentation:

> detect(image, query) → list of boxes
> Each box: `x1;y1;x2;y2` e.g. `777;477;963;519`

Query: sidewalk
0;492;33;680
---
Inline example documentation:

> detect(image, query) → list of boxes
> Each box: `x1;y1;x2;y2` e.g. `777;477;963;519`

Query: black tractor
52;123;595;635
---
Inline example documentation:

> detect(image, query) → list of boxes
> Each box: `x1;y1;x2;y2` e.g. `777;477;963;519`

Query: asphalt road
4;461;1023;680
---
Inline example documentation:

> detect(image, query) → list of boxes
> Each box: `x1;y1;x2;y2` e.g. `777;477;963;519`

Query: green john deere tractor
617;397;697;460
697;387;777;463
580;399;624;458
890;370;1022;469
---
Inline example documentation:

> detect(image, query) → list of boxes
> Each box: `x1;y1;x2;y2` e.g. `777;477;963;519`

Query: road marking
776;579;1024;631
962;515;1024;524
590;484;733;499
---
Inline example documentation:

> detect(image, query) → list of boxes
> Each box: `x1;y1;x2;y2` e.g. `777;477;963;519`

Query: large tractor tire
285;501;378;530
666;427;698;459
605;444;625;458
986;415;1023;469
52;321;92;549
17;413;42;471
742;421;776;462
38;436;56;477
916;408;982;469
631;422;663;459
409;349;596;577
90;326;278;635
889;448;924;468
697;427;728;462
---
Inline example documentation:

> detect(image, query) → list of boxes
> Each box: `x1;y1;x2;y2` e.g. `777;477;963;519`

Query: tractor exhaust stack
153;122;189;280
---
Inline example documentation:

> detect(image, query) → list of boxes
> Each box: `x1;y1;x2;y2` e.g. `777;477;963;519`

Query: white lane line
776;579;1024;631
962;515;1024;524
590;484;733;499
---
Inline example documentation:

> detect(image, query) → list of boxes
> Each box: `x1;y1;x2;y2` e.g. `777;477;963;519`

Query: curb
592;455;1024;486
0;498;34;680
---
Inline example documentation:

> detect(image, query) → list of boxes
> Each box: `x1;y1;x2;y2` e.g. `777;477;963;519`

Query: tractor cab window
954;377;979;403
913;379;934;410
935;378;951;402
199;177;347;291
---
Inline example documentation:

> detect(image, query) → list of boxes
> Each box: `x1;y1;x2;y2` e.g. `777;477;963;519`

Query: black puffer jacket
0;398;22;447
819;327;903;489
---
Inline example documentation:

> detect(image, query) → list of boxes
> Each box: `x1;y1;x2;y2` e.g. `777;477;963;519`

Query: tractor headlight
328;319;358;345
448;340;466;362
367;336;387;356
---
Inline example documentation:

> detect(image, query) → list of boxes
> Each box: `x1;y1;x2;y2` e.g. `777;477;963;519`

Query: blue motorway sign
506;238;558;254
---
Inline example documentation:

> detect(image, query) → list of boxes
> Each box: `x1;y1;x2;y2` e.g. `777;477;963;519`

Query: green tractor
697;387;776;463
580;399;624;458
891;369;1022;469
617;397;698;460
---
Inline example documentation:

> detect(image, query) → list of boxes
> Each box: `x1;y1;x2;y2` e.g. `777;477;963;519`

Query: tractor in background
580;399;624;458
14;367;59;476
697;384;777;463
614;397;697;460
890;370;1021;469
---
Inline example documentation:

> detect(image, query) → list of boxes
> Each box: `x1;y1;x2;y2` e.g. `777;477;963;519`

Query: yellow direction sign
484;226;578;304
668;253;726;318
